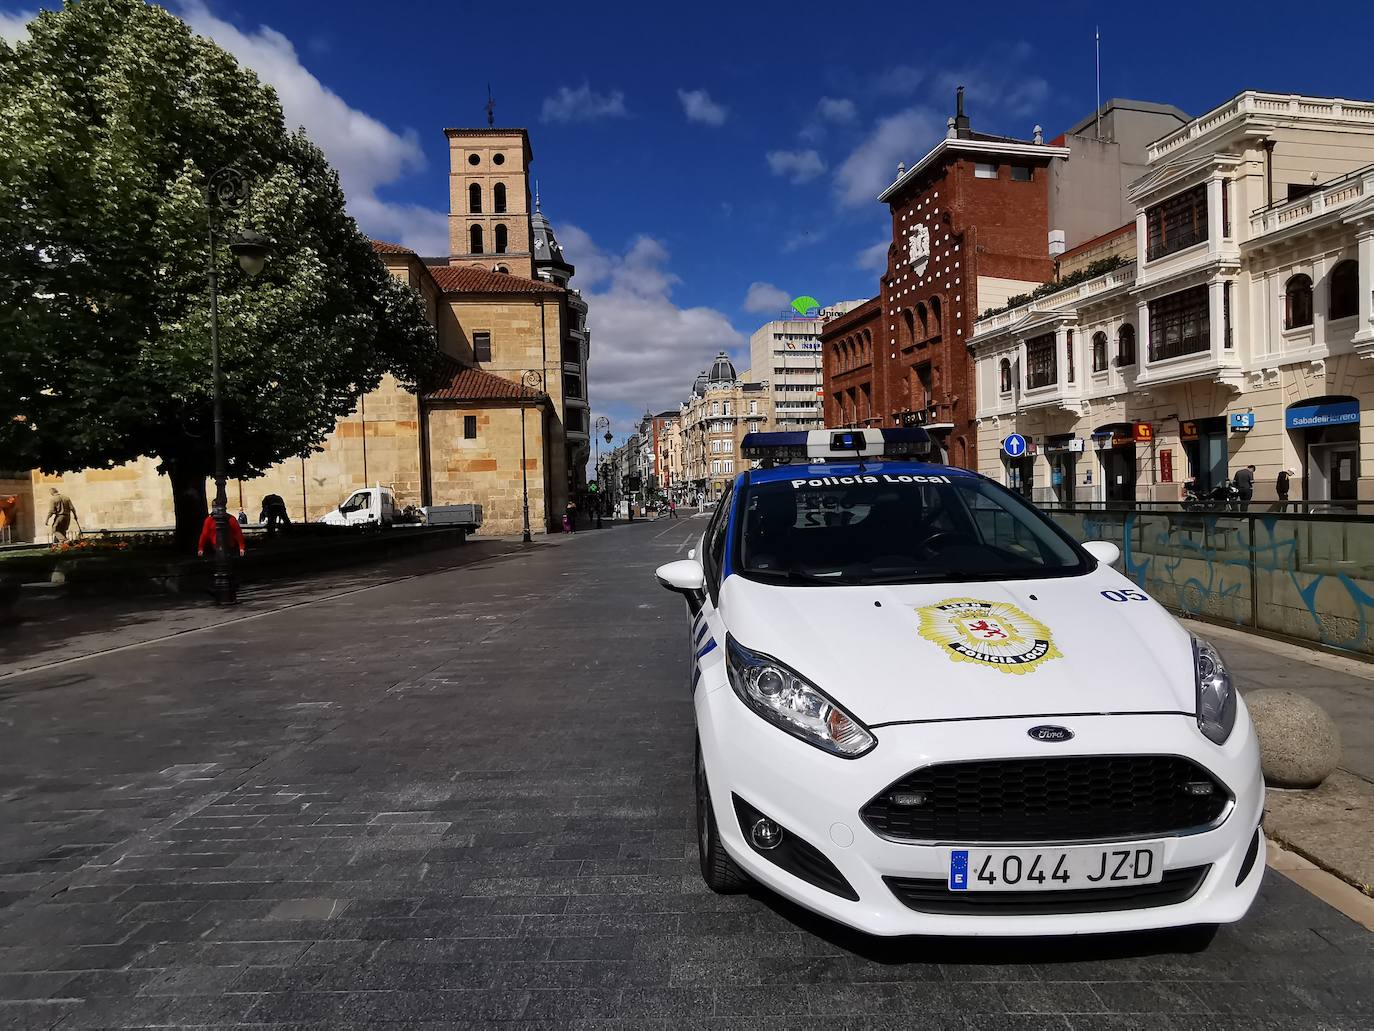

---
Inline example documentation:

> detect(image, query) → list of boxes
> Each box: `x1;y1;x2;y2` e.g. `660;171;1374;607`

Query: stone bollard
1245;689;1341;789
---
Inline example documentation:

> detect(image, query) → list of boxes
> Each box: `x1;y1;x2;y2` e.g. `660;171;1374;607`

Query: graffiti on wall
1061;511;1374;655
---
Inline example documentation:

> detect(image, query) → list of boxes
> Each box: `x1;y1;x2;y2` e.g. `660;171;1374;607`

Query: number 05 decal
1101;588;1149;603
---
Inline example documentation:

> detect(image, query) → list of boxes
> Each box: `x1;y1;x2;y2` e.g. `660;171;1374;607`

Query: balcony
973;264;1138;336
1249;164;1374;238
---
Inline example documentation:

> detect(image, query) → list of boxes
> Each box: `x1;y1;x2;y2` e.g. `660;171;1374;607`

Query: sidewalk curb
1268;838;1374;928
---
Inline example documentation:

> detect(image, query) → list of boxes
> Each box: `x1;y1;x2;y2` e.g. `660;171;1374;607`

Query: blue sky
5;1;1374;436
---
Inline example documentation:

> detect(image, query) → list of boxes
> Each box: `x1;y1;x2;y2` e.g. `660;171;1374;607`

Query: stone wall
427;404;551;536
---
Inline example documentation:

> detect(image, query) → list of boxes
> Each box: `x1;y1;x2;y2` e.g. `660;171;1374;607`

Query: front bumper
697;688;1265;937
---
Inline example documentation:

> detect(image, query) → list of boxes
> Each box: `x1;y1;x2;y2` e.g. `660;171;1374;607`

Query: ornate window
1146;184;1208;261
1285;274;1314;330
1117;324;1136;366
1149;286;1210;361
999;357;1012;393
1092;331;1108;372
1330;260;1359;321
1026;333;1056;389
468;183;482;214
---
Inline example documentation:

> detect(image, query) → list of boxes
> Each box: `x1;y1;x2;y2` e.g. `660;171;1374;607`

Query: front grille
885;864;1210;915
862;755;1229;844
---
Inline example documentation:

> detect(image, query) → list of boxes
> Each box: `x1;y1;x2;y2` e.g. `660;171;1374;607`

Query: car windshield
735;471;1091;586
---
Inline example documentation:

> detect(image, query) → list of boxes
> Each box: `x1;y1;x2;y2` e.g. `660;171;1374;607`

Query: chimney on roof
1033;124;1044;145
954;85;971;139
946;117;957;140
896;161;906;179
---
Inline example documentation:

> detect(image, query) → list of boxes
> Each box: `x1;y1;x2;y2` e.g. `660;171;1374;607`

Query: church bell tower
444;127;534;278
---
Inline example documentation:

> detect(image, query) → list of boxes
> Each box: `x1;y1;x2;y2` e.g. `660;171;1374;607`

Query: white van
321;487;399;527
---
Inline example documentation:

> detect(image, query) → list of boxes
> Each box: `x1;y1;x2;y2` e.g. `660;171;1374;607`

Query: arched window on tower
469;224;484;254
903;309;915;345
494;224;508;254
468;183;482;214
494;183;507;214
1285;273;1314;329
930;295;942;332
915;302;929;339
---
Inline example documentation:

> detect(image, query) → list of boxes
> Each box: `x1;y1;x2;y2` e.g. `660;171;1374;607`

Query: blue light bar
742;428;935;464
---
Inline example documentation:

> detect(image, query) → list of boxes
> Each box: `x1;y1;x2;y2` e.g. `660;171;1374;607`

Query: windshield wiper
745;568;848;585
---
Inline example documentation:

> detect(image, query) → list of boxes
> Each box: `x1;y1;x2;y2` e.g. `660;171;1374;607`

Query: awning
1285;398;1360;430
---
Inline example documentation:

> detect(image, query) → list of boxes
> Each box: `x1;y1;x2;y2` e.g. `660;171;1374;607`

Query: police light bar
742;428;934;464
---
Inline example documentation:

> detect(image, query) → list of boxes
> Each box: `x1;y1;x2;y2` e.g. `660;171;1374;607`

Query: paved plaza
1;519;1372;1029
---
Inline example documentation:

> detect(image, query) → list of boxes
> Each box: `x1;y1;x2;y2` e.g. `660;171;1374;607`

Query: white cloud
874;65;924;96
856;239;890;271
766;148;826;184
834;107;942;207
817;97;857;123
558;224;744;412
0;8;35;43
743;282;790;314
540;83;628;123
177;2;447;254
677;88;728;126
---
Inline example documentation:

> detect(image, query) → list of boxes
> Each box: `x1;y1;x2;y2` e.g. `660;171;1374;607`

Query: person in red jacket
197;511;245;557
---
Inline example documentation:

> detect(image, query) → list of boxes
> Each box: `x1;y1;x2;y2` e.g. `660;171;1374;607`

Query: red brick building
822;89;1069;468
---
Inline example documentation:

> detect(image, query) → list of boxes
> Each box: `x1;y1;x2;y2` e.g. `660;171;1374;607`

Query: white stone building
970;91;1374;506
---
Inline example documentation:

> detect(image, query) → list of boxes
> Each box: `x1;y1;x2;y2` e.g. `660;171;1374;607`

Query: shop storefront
1044;434;1084;504
1092;424;1138;505
1287;396;1360;503
1181;417;1228;494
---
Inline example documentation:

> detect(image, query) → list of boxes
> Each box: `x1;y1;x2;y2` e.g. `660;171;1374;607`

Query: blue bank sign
1285;399;1361;430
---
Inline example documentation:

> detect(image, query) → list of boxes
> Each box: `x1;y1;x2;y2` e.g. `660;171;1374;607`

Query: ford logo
1028;725;1074;743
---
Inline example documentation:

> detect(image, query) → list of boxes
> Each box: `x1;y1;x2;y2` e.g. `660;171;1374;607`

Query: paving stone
0;524;1371;1026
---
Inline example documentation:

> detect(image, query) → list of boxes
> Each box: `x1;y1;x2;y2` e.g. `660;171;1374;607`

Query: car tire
696;738;748;893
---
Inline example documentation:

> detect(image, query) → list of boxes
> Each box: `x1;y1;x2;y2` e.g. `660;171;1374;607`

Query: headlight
725;635;875;758
1192;636;1237;745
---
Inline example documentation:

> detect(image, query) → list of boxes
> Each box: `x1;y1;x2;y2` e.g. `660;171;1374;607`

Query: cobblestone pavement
1;518;1372;1029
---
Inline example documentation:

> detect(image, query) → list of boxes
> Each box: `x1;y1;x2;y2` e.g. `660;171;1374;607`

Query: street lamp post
594;416;611;528
519;370;544;543
205;166;271;606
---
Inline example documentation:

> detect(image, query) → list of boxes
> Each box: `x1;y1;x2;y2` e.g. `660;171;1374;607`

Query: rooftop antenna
1094;27;1102;141
485;84;495;128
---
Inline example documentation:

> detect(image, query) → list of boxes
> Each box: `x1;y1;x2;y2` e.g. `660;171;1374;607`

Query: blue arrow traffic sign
1003;433;1027;458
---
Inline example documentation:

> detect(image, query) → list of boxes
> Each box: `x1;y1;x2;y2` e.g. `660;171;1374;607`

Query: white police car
655;428;1263;939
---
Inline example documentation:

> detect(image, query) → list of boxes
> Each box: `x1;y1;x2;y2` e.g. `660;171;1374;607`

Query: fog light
751;817;783;850
1183;781;1215;796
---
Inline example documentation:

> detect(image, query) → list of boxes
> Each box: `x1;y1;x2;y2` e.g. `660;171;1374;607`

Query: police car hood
719;568;1197;725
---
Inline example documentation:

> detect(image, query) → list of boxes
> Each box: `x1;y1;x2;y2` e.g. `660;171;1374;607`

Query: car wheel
695;738;748;893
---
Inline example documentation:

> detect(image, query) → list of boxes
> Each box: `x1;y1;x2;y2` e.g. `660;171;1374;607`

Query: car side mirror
1083;540;1121;567
656;559;706;609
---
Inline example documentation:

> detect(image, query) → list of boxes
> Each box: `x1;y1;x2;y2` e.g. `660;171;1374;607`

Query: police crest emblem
916;598;1061;674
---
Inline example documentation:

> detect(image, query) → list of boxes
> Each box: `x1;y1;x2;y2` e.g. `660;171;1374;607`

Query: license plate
947;843;1164;892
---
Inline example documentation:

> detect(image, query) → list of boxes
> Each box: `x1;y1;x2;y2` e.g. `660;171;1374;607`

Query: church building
2;125;591;541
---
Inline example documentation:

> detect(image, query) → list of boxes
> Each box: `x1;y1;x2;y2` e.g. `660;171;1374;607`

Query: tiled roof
423;356;546;403
370;240;417;255
428;265;563;296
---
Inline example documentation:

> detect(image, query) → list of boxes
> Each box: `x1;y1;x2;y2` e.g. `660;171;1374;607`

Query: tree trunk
166;461;209;553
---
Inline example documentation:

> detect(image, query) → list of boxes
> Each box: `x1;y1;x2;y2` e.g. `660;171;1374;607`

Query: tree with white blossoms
0;0;437;545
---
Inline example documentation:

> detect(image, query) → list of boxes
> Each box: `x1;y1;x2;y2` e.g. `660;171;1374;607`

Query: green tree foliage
0;0;436;541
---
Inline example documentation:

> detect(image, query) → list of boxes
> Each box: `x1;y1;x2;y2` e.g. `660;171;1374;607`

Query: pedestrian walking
668;499;679;520
565;500;577;534
1276;468;1292;510
237;507;249;527
197;511;245;558
45;487;81;547
1234;464;1255;511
